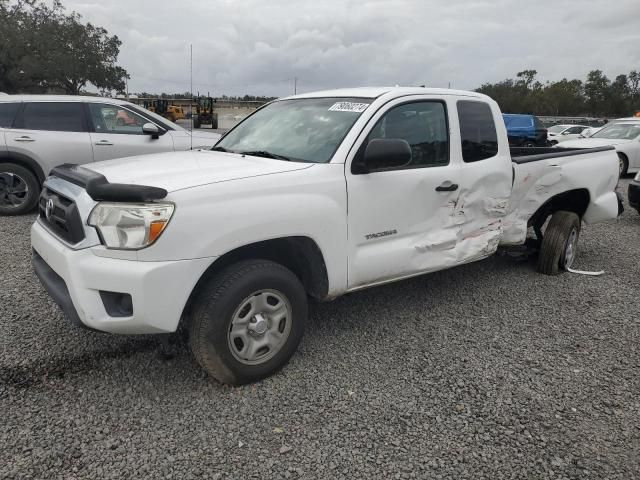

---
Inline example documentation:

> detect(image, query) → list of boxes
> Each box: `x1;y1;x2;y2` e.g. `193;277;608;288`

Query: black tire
0;163;40;216
617;153;628;177
523;141;536;148
189;259;307;385
537;210;581;275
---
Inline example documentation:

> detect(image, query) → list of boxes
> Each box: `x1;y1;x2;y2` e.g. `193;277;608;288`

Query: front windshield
548;125;566;133
592;123;640;140
215;97;372;163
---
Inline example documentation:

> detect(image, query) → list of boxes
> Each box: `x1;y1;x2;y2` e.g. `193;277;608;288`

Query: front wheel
189;260;307;385
537;210;581;275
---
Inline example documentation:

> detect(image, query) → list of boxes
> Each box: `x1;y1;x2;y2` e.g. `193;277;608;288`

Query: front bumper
629;180;640;210
31;220;215;334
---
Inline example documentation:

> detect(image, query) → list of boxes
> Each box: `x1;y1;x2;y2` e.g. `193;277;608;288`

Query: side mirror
359;138;412;173
142;122;160;139
561;131;569;135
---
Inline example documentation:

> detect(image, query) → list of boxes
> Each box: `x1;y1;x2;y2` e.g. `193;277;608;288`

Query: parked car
502;113;548;147
31;87;621;385
561;120;640;176
547;124;590;144
629;173;640;215
579;126;603;138
0;95;221;215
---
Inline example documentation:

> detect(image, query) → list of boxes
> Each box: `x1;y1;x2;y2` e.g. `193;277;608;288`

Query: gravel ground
1;180;639;480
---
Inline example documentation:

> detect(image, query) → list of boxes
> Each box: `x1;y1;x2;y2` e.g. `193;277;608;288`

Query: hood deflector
50;164;168;202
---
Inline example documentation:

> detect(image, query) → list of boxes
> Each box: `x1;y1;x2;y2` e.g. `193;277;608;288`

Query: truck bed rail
510;145;615;164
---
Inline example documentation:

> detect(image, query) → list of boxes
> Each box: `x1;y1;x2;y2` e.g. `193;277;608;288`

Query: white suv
0;95;220;215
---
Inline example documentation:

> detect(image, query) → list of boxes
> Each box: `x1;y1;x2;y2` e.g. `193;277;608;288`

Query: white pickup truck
31;87;621;384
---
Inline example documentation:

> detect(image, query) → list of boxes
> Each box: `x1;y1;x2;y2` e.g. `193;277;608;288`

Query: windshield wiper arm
239;150;293;161
211;146;228;152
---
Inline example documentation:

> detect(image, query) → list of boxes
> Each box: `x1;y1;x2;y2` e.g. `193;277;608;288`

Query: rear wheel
523;140;536;148
189;259;307;385
537;210;581;275
0;163;40;216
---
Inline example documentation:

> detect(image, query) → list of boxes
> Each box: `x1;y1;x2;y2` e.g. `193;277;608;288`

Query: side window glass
0;103;20;128
457;100;499;163
366;101;449;169
89;104;149;135
19;102;85;132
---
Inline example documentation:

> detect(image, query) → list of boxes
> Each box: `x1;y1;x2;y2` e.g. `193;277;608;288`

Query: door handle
435;182;459;192
94;140;114;146
14;136;35;142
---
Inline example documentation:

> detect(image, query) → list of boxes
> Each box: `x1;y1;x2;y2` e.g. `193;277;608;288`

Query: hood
85;150;313;192
560;137;631;148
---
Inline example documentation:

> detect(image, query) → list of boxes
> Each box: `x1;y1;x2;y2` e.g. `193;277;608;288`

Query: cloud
64;0;640;96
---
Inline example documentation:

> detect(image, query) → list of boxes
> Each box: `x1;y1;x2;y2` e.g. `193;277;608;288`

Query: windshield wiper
239;150;293;161
211;146;228;152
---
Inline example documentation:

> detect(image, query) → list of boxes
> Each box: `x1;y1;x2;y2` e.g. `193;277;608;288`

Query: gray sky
64;0;640;97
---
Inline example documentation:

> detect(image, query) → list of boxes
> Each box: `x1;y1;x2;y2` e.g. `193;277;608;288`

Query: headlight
88;202;174;250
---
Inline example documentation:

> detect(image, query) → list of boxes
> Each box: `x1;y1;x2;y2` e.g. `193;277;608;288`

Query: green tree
584;70;611;116
0;0;128;94
608;74;630;116
542;79;585;116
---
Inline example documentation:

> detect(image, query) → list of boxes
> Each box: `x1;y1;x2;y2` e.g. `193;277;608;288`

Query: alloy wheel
0;172;29;208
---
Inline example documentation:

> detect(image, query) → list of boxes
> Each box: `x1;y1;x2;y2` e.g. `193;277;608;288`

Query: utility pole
294;77;297;95
190;44;193;149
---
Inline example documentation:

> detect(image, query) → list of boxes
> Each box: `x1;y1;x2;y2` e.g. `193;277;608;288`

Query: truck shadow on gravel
0;338;164;390
0;253;542;391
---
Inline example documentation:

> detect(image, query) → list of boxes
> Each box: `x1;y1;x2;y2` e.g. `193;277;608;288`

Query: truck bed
500;144;620;246
510;145;616;164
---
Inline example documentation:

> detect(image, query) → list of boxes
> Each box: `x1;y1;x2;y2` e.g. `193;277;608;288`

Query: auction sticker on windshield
328;102;370;113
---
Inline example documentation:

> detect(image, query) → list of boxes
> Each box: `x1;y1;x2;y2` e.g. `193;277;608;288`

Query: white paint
30;87;620;334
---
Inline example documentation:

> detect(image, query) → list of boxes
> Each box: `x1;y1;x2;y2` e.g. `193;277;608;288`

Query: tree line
135;92;277;102
476;70;640;117
0;0;128;95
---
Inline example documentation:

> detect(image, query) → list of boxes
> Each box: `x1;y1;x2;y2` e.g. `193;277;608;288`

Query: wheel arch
180;236;330;326
529;188;590;235
0;151;46;184
616;151;629;174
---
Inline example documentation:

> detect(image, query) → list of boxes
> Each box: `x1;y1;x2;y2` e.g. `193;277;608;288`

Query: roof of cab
282;86;487;101
0;94;133;105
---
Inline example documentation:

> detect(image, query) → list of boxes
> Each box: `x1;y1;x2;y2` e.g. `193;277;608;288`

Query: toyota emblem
45;198;54;220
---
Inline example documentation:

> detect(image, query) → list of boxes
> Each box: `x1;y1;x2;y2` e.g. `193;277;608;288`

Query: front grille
39;188;85;244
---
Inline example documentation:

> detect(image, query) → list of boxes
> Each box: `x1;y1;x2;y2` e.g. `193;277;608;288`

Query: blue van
502;114;548;147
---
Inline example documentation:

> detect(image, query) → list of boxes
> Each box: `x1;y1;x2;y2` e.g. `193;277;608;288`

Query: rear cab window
457;100;499;162
0;103;20;128
15;102;87;132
